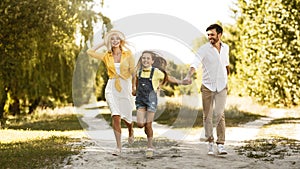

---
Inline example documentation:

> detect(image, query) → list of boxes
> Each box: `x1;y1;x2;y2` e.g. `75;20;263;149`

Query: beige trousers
201;84;227;144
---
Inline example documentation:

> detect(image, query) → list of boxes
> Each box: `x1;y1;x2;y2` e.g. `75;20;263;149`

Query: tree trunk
28;97;41;114
0;87;8;119
9;96;20;116
0;88;8;127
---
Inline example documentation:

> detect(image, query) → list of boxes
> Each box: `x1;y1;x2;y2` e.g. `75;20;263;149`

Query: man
184;24;230;155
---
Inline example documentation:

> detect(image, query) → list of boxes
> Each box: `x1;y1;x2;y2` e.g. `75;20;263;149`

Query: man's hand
182;68;195;85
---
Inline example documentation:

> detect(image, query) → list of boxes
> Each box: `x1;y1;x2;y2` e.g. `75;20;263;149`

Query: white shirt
190;42;229;92
114;63;121;75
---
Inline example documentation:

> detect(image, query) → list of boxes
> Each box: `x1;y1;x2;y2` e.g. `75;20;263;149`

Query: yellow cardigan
89;50;135;92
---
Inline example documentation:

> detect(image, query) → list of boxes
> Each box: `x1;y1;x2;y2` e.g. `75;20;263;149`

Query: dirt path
58;104;299;169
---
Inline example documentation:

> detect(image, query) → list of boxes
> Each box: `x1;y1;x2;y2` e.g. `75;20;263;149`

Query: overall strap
149;67;155;79
138;68;143;78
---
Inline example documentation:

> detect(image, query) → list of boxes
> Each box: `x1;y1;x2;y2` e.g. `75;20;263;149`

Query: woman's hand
132;87;136;96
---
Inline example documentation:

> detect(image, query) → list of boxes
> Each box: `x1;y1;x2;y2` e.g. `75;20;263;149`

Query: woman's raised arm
87;42;106;60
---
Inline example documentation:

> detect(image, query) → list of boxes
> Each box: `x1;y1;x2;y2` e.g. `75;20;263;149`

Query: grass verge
98;102;264;128
235;137;300;162
1;107;86;169
264;117;300;126
5;113;87;131
0;136;82;169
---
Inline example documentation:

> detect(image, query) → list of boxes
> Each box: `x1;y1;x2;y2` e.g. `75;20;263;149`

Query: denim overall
135;67;158;112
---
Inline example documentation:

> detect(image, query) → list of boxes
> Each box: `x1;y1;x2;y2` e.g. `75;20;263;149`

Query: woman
87;30;135;156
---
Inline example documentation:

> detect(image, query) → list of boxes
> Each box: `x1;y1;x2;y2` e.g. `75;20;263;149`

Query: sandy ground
58;102;300;169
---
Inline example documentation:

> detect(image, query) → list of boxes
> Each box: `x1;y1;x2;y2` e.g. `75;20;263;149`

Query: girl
132;51;184;157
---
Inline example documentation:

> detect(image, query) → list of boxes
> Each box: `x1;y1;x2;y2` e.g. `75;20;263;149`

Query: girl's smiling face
141;52;154;68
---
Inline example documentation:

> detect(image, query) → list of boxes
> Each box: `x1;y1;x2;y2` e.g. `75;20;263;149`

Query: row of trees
224;0;299;107
0;0;111;119
1;0;299;121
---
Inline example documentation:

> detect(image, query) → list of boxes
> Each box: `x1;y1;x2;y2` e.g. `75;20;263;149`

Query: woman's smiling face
110;34;121;48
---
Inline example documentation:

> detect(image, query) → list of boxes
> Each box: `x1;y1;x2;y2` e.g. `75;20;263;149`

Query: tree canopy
228;0;300;107
0;0;111;118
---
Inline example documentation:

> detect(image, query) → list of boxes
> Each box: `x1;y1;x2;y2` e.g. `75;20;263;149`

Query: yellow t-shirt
138;67;165;91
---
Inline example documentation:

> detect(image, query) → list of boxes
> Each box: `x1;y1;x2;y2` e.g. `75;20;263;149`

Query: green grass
264;117;300;126
97;102;264;128
0;108;86;169
7;114;87;131
0;136;82;169
154;102;264;128
235;137;300;161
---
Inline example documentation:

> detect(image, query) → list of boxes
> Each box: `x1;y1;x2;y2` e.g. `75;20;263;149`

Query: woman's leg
144;112;155;149
112;115;122;150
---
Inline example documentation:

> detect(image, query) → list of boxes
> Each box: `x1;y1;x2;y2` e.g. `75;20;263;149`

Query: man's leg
201;85;214;142
215;87;227;154
201;85;215;155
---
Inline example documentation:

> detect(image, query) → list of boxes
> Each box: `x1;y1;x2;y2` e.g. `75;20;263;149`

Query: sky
92;0;236;64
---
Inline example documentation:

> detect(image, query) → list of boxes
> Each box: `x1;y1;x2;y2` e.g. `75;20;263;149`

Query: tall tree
230;0;300;107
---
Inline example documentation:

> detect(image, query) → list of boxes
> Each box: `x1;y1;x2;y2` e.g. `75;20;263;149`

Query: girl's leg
124;120;134;137
136;108;147;128
112;115;122;150
124;120;134;144
144;112;155;149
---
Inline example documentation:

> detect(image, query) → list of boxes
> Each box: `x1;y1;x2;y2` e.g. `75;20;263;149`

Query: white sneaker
207;142;214;155
112;148;121;156
146;148;154;158
217;144;228;155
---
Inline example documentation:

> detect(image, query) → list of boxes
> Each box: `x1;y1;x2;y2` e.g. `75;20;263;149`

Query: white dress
104;63;134;123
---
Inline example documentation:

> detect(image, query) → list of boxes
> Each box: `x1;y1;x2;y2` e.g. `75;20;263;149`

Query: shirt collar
142;66;152;72
209;41;224;48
